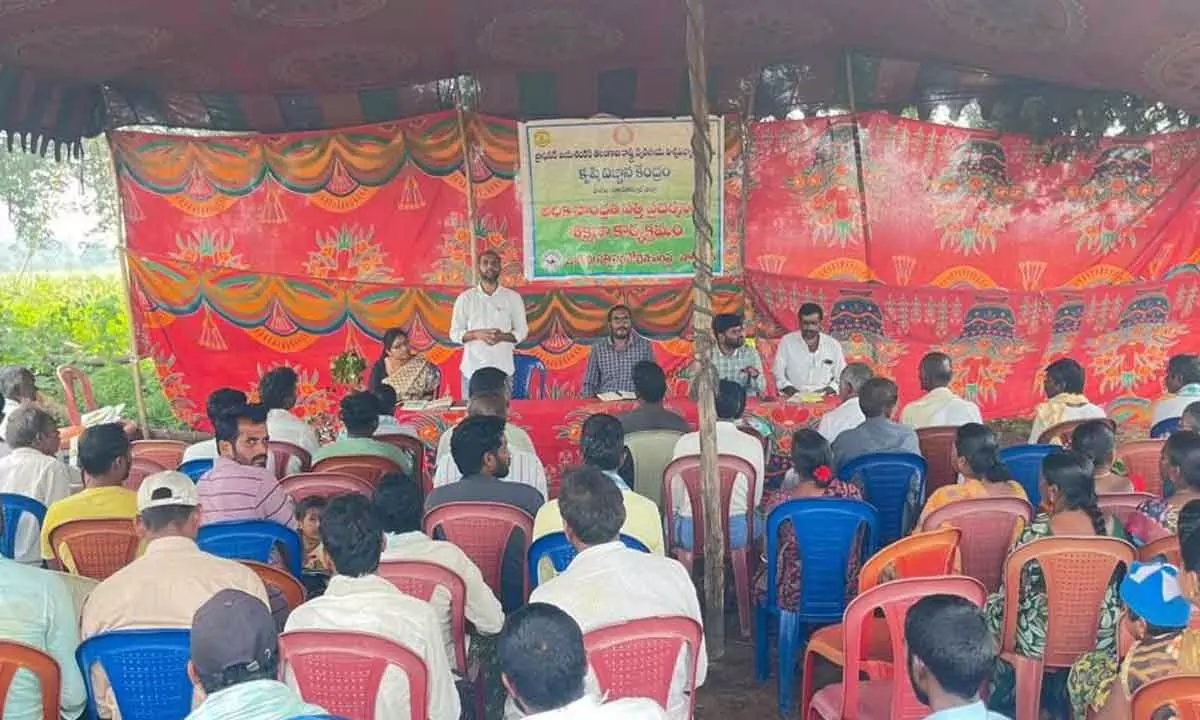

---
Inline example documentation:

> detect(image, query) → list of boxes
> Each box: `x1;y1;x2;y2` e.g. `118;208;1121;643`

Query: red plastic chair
378;559;468;673
280;629;428;720
1140;535;1182;566
1098;492;1156;527
242;560;306;612
920;496;1034;593
57;364;98;427
312;455;404;489
280;471;376;501
916;426;960;495
131;440;188;471
124;456;169;492
807;576;988;720
269;440;312;480
375;434;427;494
584;616;703;715
997;536;1136;720
423;502;534;601
1132;675;1200;720
49;518;140;580
662;454;759;638
0;639;61;720
1117;439;1166;497
1037;418;1116;446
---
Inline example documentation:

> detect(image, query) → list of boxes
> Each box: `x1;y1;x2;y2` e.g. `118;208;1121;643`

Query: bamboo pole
455;75;479;285
107;131;150;435
738;79;755;276
685;0;725;659
844;51;873;269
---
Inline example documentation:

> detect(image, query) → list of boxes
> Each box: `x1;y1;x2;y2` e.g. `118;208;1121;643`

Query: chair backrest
177;458;213;481
838;576;988;720
999;536;1135;668
76;628;192;720
0;639;60;720
280;629;428;720
1132;675;1200;720
57;364;98;426
662;454;759;556
130;440;188;471
837;452;927;545
242;559;306;613
921;496;1034;593
423;502;534;599
1152;417;1181;439
1098;492;1156;527
583;615;704;715
916;426;960;494
1140;535;1182;566
374;434;427;496
858;526;961;593
268;440;313;480
124;456;169;492
281;471;376;501
512;354;547;400
377;559;468;672
49;518;140;580
527;532;650;589
624;430;685;507
764;498;879;622
311;455;403;489
1117;438;1166;496
0;493;46;559
999;444;1061;508
1037;417;1117;446
196;519;303;577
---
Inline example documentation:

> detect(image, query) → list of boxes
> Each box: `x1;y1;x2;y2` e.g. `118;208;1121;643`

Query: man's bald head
467;391;508;420
919;352;953;392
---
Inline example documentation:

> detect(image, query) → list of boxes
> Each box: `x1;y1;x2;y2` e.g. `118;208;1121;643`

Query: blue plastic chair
753;497;878;712
512;354;547;400
999;444;1061;509
0;493;47;559
527;531;650;589
196;519;303;577
837;453;926;546
177;458;213;481
76;628;192;720
1152;417;1181;439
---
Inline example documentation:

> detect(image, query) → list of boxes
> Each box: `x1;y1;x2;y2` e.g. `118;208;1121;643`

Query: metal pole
455;75;479;285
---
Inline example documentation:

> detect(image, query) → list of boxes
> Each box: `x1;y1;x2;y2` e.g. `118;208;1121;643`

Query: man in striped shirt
198;402;296;528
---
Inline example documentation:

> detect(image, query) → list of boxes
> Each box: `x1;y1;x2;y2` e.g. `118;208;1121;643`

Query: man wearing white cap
81;471;269;717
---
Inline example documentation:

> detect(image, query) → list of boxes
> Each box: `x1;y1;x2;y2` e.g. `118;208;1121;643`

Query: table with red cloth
396;397;840;497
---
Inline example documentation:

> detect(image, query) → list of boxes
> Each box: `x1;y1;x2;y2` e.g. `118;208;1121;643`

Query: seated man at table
772;303;846;396
311;391;412;473
201;402;296;528
1152;354;1200;428
0;404;81;564
831;377;920;471
711;312;766;398
435;367;537;459
1028;358;1107;444
529;466;706;720
900;352;983;429
426;415;544;611
183;388;247;463
618;360;691;435
816;362;872;443
670;381;764;550
433;391;547;498
260;366;320;469
580;304;654;398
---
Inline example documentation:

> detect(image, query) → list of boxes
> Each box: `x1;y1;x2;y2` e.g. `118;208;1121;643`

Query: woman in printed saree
918;423;1027;527
1126;430;1200;545
368;327;440;402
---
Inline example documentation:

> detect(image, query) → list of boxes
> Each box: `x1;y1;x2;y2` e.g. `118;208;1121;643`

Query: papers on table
596;391;637;402
401;396;453;411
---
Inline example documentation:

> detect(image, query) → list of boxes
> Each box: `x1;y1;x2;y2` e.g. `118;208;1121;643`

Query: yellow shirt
40;485;139;568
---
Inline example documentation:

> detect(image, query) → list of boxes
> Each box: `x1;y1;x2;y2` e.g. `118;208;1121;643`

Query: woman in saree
368;327;440;402
918;423;1027;526
1126;430;1200;545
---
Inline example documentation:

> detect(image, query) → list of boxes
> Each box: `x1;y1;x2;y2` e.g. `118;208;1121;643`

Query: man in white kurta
449;250;528;398
772;302;846;396
900;352;983;429
1151;354;1200;427
0;405;81;564
817;362;874;442
1028;358;1106;444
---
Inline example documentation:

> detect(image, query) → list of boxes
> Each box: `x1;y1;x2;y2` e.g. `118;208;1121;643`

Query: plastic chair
624;429;685;507
921;496;1034;592
997;536;1136;720
512;354;547;400
131;440;188;471
49;518;140;580
197;519;303;577
0;493;46;559
374;434;426;491
584;616;704;714
1037;417;1117;446
527;531;650;589
1140;535;1182;565
0;640;61;720
124;456;168;492
1131;675;1200;720
242;559;307;612
423;502;534;600
57;364;98;426
280;629;428;720
754;498;879;713
807;576;989;720
838;453;927;545
1117;439;1167;496
311;455;404;489
269;440;312;479
662;453;760;638
281;471;376;501
1152;417;1181;439
1098;492;1156;527
1000;444;1060;508
377;559;469;672
76;628;192;720
917;426;960;495
177;458;213;481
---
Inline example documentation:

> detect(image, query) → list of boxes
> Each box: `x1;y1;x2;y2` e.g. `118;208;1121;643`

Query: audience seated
40;422;138;570
533;414;664;559
905;594;1007;720
831;377;920;471
0;366;38;439
499;602;666;720
186;588;326;720
918;423;1026;525
0;404;81;563
311;392;412;473
260;367;320;472
370;384;406;435
82;471;270;717
900;352;983;429
1072;419;1137;494
433;392;547;498
1028;358;1106;444
374;472;504;663
1184;401;1200;433
200;402;295;527
670;381;764;551
529;466;706;720
435;367;537;459
617;361;690;435
284;493;460;720
1152;354;1200;428
815;362;872;443
182;388;248;463
295;496;329;575
1128;430;1200;544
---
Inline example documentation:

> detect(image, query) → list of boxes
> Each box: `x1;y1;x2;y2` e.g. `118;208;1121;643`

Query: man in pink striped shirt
199;403;296;529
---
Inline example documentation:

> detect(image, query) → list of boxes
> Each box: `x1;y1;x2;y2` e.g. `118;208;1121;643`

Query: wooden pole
844;51;873;269
738;79;755;276
455;75;479;285
685;0;725;659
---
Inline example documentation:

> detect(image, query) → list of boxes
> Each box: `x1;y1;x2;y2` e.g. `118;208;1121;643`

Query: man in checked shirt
711;313;766;398
580;305;654;398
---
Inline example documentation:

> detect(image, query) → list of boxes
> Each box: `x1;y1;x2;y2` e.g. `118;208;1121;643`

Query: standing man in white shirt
772;302;846;396
817;362;873;442
0;404;81;564
900;352;983;429
450;250;529;399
